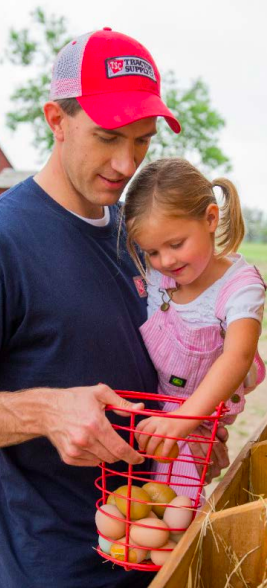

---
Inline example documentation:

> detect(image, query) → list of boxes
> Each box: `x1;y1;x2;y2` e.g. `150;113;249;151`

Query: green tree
147;71;231;172
4;7;71;155
4;7;231;172
243;207;267;242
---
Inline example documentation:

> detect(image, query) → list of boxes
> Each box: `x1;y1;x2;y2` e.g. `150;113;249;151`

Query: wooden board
201;499;267;588
250;440;267;497
148;414;267;588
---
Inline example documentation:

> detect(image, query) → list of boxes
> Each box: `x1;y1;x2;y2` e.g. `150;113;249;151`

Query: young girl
123;158;266;499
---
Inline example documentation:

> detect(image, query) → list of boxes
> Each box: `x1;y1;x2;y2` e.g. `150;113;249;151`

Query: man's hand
42;384;144;467
189;424;230;483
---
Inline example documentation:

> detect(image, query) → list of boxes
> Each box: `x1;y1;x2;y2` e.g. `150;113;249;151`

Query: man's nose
111;146;137;178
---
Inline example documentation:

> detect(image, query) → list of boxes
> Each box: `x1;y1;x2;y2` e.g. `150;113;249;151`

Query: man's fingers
216;425;229;443
189;424;230;482
113;401;145;417
100;420;144;465
212;437;230;471
98;385;145;417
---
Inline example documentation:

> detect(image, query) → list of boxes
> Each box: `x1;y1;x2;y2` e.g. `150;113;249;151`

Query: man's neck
34;154;104;220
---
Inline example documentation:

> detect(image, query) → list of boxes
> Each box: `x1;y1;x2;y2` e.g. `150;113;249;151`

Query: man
0;28;228;587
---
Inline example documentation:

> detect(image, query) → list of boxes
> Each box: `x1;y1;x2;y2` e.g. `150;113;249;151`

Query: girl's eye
147;251;158;257
171;241;184;249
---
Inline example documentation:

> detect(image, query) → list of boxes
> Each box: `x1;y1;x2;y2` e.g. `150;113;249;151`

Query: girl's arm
135;317;261;457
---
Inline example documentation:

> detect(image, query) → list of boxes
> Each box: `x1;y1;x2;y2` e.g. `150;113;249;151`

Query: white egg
98;535;113;554
147;510;159;519
130;517;169;549
163;495;193;532
170;531;185;543
95;504;126;540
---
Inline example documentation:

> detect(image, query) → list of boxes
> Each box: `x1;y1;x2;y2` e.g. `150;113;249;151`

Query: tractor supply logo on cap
169;375;187;388
133;276;147;298
106;56;156;81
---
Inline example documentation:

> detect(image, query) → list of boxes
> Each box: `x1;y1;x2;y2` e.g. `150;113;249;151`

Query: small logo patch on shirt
106;56;156;82
133;276;147;298
169;375;187;388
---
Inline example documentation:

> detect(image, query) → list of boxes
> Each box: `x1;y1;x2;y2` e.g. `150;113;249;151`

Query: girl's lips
98;175;126;190
170;265;187;275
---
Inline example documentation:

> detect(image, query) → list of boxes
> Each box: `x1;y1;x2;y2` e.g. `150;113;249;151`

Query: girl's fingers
144;434;163;457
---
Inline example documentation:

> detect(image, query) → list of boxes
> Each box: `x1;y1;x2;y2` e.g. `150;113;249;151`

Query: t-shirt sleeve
225;283;265;327
146;268;163;318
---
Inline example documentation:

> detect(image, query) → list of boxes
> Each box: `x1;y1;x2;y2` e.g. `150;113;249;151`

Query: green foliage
4;7;71;156
4;8;230;171
242;207;267;243
147;72;231;173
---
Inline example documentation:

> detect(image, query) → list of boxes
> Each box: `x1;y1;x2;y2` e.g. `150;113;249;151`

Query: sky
0;0;266;213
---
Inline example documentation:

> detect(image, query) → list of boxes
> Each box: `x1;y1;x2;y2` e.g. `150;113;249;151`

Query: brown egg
110;536;147;564
163;495;193;531
150;539;177;566
130;517;169;549
114;485;151;520
95;504;126;540
153;441;179;463
106;493;116;505
142;482;177;517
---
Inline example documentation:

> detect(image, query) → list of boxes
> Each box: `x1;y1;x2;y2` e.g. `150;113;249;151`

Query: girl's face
134;205;219;288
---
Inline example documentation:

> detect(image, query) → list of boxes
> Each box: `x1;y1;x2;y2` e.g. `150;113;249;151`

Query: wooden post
250;440;267;498
148;415;267;588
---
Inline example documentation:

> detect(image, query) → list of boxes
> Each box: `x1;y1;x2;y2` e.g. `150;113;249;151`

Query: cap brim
76;91;181;133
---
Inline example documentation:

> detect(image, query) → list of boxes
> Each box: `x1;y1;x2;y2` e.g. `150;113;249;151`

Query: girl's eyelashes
146;241;185;256
171;241;184;249
147;251;158;257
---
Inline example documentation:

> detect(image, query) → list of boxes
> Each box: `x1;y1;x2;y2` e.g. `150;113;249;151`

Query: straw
186;491;267;588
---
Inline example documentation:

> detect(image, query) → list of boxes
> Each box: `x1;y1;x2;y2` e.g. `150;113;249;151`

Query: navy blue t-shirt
0;178;158;588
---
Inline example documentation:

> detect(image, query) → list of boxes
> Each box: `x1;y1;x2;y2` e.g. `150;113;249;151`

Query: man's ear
43;101;65;142
205;203;219;233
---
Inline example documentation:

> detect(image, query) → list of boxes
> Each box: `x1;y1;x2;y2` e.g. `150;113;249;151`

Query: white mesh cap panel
49;32;94;99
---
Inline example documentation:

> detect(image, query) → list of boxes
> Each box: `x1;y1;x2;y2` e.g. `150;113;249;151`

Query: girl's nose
160;250;177;270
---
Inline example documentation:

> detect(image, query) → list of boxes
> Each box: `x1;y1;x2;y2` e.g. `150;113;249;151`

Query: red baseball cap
49;28;181;133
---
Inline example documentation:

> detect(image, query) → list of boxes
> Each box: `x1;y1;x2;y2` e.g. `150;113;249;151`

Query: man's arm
0;385;144;466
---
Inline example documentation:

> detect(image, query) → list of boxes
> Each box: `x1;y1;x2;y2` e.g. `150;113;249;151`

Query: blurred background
0;0;266;474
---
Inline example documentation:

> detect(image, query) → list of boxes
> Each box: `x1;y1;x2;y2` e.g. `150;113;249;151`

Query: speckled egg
114;485;151;520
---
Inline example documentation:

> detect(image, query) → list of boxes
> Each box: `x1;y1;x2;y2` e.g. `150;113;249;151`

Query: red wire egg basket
95;390;227;571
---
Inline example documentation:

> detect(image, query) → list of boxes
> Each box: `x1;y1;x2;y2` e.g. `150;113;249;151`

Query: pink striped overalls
140;263;266;501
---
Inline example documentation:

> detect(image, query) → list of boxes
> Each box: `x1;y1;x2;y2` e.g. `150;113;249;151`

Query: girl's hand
135;414;182;458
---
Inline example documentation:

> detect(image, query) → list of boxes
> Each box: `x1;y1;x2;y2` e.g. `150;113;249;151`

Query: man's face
60;109;157;217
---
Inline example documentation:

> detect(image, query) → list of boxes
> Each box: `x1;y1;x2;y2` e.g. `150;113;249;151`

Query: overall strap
215;265;266;322
160;274;177;289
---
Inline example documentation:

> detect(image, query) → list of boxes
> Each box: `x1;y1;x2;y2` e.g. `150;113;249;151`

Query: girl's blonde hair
123;158;245;275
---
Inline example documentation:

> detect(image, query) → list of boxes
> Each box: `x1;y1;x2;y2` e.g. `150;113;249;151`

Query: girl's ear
205;203;219;233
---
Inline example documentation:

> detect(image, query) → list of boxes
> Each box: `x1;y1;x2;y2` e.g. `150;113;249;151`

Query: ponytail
212;178;245;257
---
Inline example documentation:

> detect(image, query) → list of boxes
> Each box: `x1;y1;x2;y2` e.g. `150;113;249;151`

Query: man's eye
98;135;117;143
136;137;151;145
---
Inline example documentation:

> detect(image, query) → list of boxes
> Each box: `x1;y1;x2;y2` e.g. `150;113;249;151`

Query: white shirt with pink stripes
146;254;265;328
